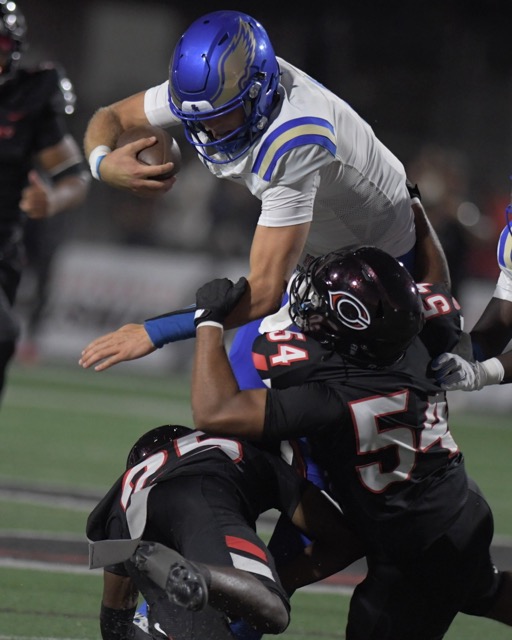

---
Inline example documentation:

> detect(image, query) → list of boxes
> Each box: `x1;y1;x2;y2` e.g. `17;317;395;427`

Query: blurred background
10;0;512;394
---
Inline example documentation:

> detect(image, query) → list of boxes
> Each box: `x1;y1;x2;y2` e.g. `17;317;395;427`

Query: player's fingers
125;136;158;153
129;166;176;184
93;356;119;372
129;178;175;197
79;341;116;367
79;351;103;368
431;353;451;371
80;347;121;370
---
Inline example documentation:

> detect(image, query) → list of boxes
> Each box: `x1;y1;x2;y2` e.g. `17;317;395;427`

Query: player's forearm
192;326;266;438
83;106;125;158
412;202;451;289
192;326;241;429
50;173;90;215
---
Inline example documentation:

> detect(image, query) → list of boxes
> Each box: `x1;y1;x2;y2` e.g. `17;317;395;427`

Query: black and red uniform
87;432;308;639
252;283;503;639
0;63;84;395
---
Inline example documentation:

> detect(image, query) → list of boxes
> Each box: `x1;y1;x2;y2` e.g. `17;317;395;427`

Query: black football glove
194;276;248;328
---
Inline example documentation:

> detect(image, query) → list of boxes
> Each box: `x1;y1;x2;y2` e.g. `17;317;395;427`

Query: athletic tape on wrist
89;145;112;180
480;357;505;386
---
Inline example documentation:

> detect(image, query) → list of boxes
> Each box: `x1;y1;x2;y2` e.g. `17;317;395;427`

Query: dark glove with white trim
194;277;248;328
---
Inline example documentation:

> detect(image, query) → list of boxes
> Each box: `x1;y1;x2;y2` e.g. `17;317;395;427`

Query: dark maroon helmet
289;246;424;363
126;424;194;468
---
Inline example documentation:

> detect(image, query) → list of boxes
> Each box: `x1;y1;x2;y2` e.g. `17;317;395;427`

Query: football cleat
133;541;208;612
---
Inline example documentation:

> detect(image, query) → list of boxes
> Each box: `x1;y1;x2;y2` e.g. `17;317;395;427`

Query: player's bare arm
412;201;451;289
84;92;148;155
84;92;175;194
80;222;310;371
224;221;310;328
20;135;90;219
192;323;267;438
100;570;139;638
102;570;139;610
79;323;155;371
191;276;267;437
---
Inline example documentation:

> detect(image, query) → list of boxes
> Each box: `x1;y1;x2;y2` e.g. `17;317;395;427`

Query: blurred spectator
407;144;484;298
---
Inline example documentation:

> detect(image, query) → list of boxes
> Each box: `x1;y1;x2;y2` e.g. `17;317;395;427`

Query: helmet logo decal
212;18;255;108
328;291;371;331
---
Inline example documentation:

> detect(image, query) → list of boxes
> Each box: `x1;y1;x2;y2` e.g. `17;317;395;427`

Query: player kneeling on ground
87;424;364;639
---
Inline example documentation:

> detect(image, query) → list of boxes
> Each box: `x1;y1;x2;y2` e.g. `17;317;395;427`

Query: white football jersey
144;57;415;267
494;225;512;302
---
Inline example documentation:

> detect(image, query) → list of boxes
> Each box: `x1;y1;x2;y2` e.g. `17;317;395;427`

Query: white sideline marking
0;557;355;594
0;558;99;575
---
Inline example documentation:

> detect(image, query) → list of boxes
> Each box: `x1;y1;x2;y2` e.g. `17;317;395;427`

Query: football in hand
116;124;182;179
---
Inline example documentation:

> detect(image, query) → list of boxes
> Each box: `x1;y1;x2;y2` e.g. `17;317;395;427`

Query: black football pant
346;478;500;639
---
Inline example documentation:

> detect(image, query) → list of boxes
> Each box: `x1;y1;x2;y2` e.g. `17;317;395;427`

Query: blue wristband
144;309;196;348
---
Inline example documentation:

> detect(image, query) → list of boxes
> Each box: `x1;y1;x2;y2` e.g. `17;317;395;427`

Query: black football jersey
252;283;468;558
0;65;69;233
86;431;309;547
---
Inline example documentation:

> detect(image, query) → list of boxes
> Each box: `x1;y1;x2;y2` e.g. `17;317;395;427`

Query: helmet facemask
178;74;274;162
289;255;331;336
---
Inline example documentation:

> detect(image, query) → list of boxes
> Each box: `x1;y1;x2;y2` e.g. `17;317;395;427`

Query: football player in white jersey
80;10;449;386
433;222;512;390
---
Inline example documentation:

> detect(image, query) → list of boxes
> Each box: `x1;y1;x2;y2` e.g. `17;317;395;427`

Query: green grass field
1;361;511;639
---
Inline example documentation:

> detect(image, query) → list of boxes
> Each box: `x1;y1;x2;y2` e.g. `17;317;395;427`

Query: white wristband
480;357;505;386
196;320;224;332
88;145;112;180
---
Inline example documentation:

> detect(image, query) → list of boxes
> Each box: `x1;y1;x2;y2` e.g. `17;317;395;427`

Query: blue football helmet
289;247;425;364
169;10;280;164
0;0;26;81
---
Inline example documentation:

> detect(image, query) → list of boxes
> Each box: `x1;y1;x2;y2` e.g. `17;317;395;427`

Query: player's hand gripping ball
116;125;182;180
